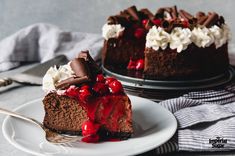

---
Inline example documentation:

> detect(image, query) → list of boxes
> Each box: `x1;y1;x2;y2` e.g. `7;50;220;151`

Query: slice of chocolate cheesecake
42;51;133;142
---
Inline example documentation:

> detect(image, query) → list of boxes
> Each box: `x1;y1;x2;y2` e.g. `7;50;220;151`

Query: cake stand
102;66;235;101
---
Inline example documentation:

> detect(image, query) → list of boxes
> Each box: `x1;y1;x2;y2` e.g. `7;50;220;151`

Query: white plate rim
2;95;177;156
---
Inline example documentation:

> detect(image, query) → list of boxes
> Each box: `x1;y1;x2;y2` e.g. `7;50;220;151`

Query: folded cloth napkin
0;23;103;72
155;83;235;154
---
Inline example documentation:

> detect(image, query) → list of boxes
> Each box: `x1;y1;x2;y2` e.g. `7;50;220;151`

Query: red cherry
134;28;146;39
127;59;136;70
105;77;116;85
79;87;91;102
136;59;144;70
96;74;105;82
182;20;189;28
82;120;100;136
65;85;79;97
152;19;161;26
93;82;109;95
82;134;100;143
142;19;148;26
81;85;90;90
108;80;123;94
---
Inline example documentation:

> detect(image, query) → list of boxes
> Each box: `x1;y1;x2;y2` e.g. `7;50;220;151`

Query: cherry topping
105;77;116;85
134;28;146;39
82;120;100;136
79;87;91;102
142;19;148;26
182;20;189;28
82;134;100;143
136;59;144;70
96;74;105;82
81;85;90;90
127;59;136;70
65;85;79;97
152;19;161;26
108;80;123;94
93;82;109;95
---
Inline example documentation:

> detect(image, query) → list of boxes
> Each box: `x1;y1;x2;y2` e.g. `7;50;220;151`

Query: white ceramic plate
2;95;177;156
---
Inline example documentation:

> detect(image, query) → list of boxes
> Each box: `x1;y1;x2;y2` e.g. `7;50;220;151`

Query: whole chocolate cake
42;51;133;143
102;5;230;79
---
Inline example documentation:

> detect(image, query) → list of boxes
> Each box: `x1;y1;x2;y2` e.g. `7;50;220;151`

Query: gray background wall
0;0;234;44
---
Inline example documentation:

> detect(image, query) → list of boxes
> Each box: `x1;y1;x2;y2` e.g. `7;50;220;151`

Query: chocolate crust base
44;124;132;140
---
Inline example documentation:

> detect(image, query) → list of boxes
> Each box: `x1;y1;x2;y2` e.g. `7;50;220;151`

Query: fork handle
0;78;13;87
0;107;42;127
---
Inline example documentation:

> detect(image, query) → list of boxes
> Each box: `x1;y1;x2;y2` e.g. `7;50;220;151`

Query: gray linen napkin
0;23;103;72
155;83;235;154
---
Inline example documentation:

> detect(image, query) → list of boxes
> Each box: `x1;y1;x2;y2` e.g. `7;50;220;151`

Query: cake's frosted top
102;5;230;52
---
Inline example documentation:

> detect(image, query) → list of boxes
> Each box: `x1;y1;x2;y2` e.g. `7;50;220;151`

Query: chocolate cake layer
43;92;133;137
144;44;229;79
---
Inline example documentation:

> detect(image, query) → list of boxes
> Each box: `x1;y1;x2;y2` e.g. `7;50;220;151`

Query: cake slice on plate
42;51;133;142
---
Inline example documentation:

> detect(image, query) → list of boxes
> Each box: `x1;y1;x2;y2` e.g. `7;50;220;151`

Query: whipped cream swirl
102;23;125;40
42;63;74;92
191;26;215;48
170;27;192;53
146;24;230;52
146;26;171;51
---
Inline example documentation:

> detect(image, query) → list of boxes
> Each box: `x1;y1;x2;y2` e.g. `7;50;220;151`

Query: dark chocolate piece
203;12;219;27
55;76;90;89
126;5;140;21
140;8;154;20
155;8;165;19
78;51;100;74
144;20;154;30
70;58;91;78
198;16;208;25
107;15;129;26
196;11;205;19
171;5;178;19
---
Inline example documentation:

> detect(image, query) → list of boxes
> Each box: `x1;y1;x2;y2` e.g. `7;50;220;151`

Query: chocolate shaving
70;58;91;79
198;15;208;25
126;5;140;21
107;15;129;26
171;5;178;19
161;20;173;32
155;8;165;19
144;20;154;30
55;76;90;89
196;12;205;19
203;12;219;27
140;8;154;20
77;51;100;75
179;10;193;20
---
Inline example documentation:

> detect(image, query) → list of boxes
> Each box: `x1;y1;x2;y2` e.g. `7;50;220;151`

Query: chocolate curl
70;58;91;79
55;76;90;89
171;5;178;19
188;17;198;25
126;5;140;21
107;15;129;26
140;8;154;20
119;10;132;21
218;16;225;25
196;12;205;19
203;12;219;27
155;8;165;19
144;20;154;30
179;10;193;20
161;20;173;32
198;15;208;25
78;51;101;76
